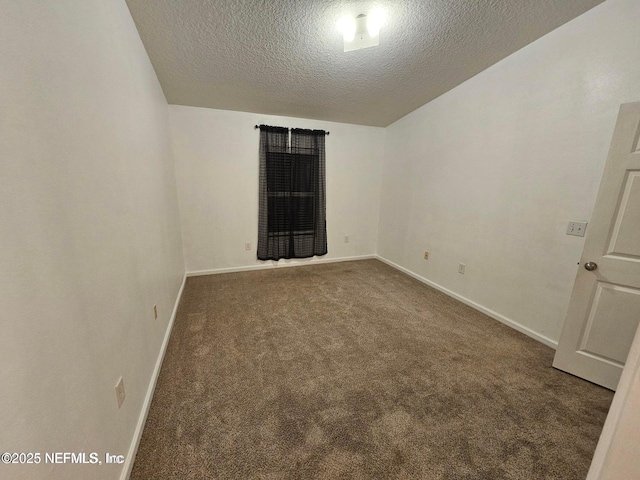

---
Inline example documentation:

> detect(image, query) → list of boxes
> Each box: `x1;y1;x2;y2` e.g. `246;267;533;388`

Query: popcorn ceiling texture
125;0;604;127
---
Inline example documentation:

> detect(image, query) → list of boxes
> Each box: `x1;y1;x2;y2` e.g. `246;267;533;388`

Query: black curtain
257;126;327;261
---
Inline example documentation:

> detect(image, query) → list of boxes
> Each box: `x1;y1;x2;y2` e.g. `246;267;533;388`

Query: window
266;151;315;236
257;126;327;261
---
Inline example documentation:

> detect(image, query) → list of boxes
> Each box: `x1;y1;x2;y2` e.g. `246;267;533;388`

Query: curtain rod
254;125;329;135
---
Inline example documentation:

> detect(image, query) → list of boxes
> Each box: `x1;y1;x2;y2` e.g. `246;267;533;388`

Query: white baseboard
186;254;377;277
375;255;558;349
120;272;188;480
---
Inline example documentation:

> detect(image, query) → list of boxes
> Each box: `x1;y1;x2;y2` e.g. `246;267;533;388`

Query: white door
553;102;640;391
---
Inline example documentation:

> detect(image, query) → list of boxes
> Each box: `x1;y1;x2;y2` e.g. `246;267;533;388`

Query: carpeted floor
131;259;613;479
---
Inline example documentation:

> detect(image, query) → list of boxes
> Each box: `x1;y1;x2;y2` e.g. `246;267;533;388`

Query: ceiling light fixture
337;16;356;43
366;9;386;37
338;9;386;52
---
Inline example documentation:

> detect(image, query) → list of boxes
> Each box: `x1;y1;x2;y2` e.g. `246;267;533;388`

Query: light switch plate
566;221;588;237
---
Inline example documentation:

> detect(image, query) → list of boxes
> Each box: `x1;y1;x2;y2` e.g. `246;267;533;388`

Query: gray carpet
131;259;612;479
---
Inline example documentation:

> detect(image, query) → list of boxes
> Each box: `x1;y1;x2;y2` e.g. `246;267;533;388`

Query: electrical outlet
115;377;125;409
153;304;157;319
244;242;251;251
344;236;350;243
424;251;429;260
458;263;466;274
566;221;588;237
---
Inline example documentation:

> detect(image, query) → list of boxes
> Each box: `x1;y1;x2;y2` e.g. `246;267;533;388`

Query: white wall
170;105;385;273
0;2;184;479
377;0;640;344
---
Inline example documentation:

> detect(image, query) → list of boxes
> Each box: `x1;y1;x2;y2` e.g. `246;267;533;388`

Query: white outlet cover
458;263;466;274
115;377;125;409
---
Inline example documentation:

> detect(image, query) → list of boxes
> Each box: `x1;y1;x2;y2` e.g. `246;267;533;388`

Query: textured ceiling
125;0;604;127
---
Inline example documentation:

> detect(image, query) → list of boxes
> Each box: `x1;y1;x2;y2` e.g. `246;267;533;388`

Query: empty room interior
3;0;640;479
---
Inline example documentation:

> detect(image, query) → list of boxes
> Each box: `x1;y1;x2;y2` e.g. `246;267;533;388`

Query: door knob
584;262;598;271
